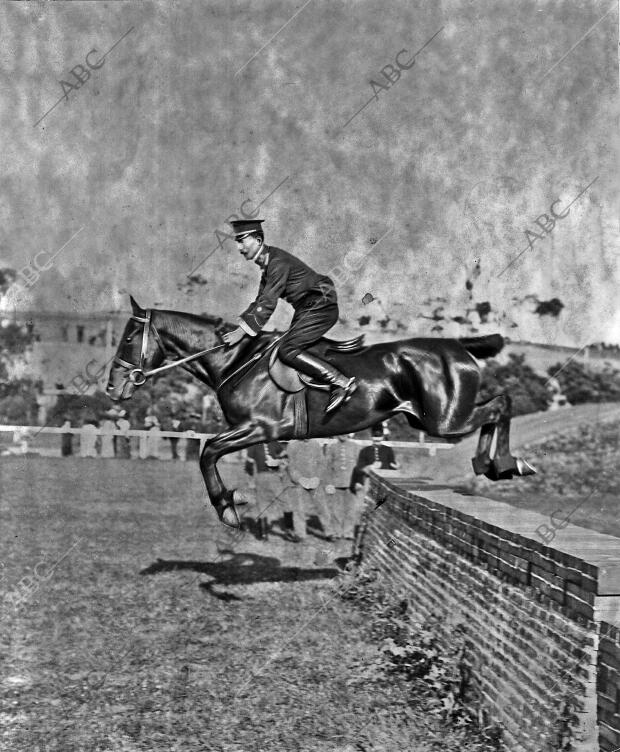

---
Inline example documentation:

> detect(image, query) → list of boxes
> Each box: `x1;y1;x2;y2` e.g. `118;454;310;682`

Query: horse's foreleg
199;422;268;528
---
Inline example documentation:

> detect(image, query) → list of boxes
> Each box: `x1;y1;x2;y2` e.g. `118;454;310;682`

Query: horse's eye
126;335;133;342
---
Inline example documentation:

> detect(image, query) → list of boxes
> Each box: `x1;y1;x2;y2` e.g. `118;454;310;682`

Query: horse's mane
155;308;231;327
195;311;236;330
153;308;238;345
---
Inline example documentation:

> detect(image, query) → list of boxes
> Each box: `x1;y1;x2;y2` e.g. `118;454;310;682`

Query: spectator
322;434;365;540
100;413;117;459
60;417;73;457
115;410;131;459
244;441;287;538
2;426;33;456
179;412;202;461
283;438;338;542
145;415;161;459
80;415;99;458
160;413;181;460
138;417;149;460
355;423;400;478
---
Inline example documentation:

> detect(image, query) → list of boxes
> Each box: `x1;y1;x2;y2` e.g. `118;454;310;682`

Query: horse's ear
129;295;142;314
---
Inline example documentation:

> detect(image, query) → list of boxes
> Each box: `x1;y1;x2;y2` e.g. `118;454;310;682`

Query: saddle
219;333;365;394
268;335;365;393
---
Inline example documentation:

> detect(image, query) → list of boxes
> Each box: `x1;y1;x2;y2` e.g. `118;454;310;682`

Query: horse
106;296;535;528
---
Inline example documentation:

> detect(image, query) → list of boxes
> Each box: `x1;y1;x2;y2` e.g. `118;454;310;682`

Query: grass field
1;456;496;752
2;412;618;752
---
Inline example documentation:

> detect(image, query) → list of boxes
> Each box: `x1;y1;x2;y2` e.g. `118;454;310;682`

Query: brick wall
358;474;620;751
598;613;620;750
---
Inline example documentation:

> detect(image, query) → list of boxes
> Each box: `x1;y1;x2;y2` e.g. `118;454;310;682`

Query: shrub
479;353;551;416
47;391;112;426
0;322;34;355
0;377;41;424
548;361;620;404
337;568;506;751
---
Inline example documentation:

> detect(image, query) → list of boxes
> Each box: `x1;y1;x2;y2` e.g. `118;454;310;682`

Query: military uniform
322;437;366;539
231;220;356;413
245;441;287;534
238;245;339;369
283;438;339;540
356;442;398;470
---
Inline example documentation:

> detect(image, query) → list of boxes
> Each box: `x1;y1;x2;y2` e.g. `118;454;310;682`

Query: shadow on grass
139;550;340;600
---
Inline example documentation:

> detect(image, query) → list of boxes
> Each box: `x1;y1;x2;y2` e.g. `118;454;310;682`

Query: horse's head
106;296;165;401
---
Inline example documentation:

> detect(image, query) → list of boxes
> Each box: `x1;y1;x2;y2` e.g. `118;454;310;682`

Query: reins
217;335;283;392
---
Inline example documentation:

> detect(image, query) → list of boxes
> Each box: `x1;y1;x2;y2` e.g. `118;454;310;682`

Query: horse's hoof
217;496;241;529
483;464;502;482
471;456;491;475
492;456;518;477
515;457;536;477
233;489;250;506
485;458;518;481
222;505;240;528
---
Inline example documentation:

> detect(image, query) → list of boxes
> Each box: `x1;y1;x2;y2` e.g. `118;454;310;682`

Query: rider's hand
222;327;246;347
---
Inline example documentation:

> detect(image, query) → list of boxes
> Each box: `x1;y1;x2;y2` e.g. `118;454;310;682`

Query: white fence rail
0;425;213;440
0;425;454;460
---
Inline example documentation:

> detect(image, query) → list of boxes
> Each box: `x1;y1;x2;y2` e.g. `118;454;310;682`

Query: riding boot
292;352;357;413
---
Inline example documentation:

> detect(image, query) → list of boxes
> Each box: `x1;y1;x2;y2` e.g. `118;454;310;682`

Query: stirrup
325;378;357;414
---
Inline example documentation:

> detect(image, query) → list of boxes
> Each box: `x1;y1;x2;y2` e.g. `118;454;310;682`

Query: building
4;308;620;393
1;310;126;391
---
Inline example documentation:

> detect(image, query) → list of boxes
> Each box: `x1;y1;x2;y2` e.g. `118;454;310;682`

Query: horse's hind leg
471;423;497;475
456;394;508;476
463;392;535;480
491;395;536;479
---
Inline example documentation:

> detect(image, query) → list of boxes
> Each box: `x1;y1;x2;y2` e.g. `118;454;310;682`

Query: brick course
358;475;620;751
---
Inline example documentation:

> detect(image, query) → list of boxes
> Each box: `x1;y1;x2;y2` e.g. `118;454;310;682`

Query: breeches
278;294;339;366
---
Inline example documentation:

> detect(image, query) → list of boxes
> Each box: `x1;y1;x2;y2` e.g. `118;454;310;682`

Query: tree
0;377;41;424
0;321;34;356
479;353;551;416
0;322;37;422
534;297;564;317
548;361;620;404
0;267;17;297
46;391;111;426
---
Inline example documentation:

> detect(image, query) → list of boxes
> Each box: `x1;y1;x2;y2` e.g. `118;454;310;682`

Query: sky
0;0;618;346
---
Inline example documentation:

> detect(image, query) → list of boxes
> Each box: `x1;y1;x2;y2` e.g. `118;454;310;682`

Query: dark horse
107;297;535;528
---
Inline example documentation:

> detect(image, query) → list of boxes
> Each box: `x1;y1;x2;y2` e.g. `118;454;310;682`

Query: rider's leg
278;297;357;413
292;351;356;412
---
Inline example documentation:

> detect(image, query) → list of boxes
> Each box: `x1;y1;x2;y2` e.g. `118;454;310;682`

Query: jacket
239;246;335;336
356;443;398;470
323;438;360;489
285;439;324;490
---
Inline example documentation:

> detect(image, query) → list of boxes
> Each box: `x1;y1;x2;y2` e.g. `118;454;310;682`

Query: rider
222;219;357;414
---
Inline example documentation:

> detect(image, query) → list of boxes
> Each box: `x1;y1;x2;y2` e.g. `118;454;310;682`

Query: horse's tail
459;334;504;360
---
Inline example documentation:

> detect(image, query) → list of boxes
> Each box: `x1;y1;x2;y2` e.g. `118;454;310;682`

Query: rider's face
237;234;262;260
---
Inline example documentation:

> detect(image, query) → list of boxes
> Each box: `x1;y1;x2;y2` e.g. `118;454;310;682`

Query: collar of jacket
254;245;270;269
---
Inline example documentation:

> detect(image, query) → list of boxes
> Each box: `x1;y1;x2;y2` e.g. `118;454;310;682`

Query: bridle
112;310;226;387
